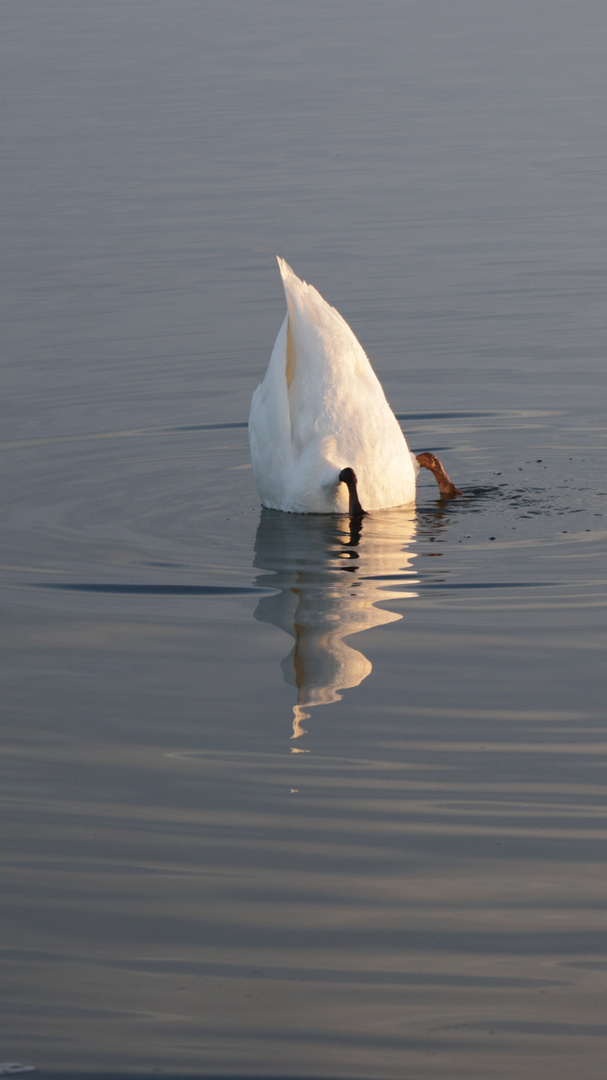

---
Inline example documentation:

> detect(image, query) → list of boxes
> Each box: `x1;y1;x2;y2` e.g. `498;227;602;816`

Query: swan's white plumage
249;258;418;513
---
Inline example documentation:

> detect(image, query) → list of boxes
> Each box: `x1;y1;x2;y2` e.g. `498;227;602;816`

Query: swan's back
249;259;417;513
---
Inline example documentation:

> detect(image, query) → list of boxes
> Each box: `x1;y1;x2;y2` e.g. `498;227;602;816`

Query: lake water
2;2;607;1078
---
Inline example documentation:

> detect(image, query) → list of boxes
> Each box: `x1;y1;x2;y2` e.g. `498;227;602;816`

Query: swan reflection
253;508;418;744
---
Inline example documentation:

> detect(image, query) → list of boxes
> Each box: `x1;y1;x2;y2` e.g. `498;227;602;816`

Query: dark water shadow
15;1075;369;1080
30;584;272;596
175;420;249;432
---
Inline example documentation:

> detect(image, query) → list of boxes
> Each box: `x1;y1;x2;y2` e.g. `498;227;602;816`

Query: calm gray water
2;2;607;1078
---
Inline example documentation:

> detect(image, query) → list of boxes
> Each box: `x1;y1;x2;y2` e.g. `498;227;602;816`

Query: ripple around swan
32;583;272;596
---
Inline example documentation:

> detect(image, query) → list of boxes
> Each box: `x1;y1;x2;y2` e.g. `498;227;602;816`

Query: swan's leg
416;453;462;497
338;468;367;517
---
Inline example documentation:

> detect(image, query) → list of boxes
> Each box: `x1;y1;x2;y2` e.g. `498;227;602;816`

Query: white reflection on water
253;508;418;743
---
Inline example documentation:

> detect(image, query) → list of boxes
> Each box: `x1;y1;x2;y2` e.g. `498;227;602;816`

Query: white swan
248;259;460;514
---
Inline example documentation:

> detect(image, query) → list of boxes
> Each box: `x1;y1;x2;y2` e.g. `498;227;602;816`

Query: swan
248;258;460;514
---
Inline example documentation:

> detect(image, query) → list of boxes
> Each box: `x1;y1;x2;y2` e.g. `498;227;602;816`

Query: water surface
2;2;607;1078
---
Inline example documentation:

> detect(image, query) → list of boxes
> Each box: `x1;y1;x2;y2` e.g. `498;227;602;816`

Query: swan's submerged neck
338;467;367;517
